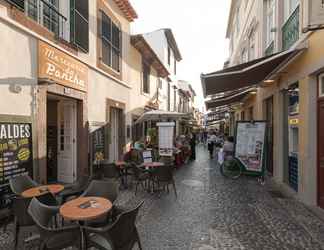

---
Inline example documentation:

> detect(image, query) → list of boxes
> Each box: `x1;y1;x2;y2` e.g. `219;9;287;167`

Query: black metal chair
0;194;14;233
9;175;38;195
102;163;121;181
12;196;35;249
152;165;177;198
83;201;144;250
28;198;81;250
59;175;91;203
130;163;150;195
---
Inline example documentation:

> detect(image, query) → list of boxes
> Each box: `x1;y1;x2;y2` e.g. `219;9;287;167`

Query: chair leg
15;221;19;250
136;229;143;250
172;180;177;198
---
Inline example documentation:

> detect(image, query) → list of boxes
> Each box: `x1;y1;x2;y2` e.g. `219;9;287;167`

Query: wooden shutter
6;0;25;10
71;0;89;52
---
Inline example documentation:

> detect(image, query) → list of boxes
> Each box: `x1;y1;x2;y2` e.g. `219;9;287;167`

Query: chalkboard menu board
92;126;106;163
0;122;33;197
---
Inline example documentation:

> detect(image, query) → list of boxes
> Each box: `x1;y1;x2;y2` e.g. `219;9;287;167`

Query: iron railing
282;6;300;51
265;41;274;56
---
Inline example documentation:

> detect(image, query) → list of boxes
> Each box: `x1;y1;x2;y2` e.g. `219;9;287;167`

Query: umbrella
135;110;187;124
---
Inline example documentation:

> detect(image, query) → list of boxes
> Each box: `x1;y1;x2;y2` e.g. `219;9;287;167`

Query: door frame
317;73;324;207
264;96;274;175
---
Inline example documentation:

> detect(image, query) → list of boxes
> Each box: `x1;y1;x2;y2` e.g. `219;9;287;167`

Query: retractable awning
205;88;255;110
201;49;304;97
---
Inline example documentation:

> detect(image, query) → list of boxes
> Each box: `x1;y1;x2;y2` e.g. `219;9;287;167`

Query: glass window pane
112;48;120;72
112;23;120;48
102;39;112;66
102;13;111;41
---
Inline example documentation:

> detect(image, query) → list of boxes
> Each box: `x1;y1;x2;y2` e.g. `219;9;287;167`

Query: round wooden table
21;184;64;198
60;197;112;221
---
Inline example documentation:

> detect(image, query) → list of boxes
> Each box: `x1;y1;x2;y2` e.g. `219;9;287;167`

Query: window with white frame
241;48;248;63
319;73;324;97
235;7;240;36
266;0;275;47
248;30;255;60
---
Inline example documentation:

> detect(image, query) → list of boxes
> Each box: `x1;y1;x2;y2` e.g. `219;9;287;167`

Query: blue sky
130;0;231;111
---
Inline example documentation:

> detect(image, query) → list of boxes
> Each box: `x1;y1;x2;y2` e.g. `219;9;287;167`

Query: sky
129;0;231;111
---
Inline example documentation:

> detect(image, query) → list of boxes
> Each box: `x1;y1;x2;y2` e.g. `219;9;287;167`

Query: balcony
282;6;300;51
5;0;68;42
265;41;274;56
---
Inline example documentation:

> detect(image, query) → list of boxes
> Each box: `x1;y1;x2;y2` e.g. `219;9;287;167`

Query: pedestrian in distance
207;131;217;159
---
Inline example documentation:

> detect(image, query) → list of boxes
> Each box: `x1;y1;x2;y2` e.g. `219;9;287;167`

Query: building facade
203;0;324;209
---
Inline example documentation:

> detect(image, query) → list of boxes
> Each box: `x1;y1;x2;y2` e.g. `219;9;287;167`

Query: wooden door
318;100;324;208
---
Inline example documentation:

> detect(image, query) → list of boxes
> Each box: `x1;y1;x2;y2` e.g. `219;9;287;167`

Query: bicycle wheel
220;158;242;179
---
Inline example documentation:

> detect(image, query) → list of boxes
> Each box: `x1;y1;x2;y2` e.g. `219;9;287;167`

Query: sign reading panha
38;41;88;92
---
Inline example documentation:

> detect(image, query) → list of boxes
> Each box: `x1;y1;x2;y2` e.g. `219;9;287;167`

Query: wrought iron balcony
265;41;274;56
282;6;300;51
5;0;68;42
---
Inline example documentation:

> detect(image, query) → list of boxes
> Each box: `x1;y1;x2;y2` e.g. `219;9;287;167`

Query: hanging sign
235;121;266;173
38;41;88;92
0;122;33;197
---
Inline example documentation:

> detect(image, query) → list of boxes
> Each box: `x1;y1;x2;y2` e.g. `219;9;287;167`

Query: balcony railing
265;41;274;56
6;0;68;41
282;6;300;51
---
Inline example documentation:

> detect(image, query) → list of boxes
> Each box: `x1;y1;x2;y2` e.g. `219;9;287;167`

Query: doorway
318;99;324;208
265;97;274;175
47;95;77;184
110;107;123;162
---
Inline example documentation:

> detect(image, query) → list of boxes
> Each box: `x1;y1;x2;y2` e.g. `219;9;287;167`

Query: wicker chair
152;165;177;198
59;175;91;203
129;163;150;195
28;198;81;250
9;175;38;195
83;201;144;250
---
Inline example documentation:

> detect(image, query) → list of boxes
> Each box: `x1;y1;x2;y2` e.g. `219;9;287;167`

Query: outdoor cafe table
60;197;112;249
21;184;64;198
60;196;112;221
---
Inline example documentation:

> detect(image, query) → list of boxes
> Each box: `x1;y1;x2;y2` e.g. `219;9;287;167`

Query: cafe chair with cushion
28;198;81;250
59;175;91;203
12;196;35;249
9;174;38;195
152;165;177;198
130;163;150;195
83;201;144;250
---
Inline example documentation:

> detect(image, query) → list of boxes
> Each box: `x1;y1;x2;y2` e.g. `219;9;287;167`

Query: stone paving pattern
2;145;324;249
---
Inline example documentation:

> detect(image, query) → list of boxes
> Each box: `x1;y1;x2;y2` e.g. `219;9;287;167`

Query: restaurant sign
38;41;88;92
0;123;33;202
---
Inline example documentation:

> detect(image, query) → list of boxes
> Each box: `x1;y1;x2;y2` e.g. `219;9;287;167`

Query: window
266;0;275;47
285;0;299;20
158;78;162;89
167;81;171;111
319;74;324;97
236;7;240;36
241;111;245;120
249;31;255;60
174;59;177;75
168;47;171;65
241;48;248;63
142;62;150;94
249;106;254;120
101;11;121;72
174;87;177;111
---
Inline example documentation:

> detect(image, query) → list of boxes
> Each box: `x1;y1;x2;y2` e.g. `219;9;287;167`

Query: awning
135;110;187;124
205;88;255;110
201;49;304;97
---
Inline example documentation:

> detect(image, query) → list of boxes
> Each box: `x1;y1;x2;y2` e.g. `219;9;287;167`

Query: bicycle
219;155;243;179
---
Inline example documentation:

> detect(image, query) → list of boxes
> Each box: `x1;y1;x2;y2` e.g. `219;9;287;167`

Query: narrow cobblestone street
2;145;324;249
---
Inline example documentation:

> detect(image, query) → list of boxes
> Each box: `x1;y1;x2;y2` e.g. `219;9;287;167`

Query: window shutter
308;0;324;29
6;0;25;10
70;0;89;52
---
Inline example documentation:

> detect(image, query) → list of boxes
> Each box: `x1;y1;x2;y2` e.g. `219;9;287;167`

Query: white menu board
157;122;175;156
235;121;266;172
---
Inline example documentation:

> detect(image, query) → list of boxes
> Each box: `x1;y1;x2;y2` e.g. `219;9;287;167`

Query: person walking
190;133;196;160
207;131;217;159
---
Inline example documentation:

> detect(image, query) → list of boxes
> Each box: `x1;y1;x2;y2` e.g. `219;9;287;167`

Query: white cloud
130;0;231;111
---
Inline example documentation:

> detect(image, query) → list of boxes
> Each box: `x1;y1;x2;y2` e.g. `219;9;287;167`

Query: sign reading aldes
38;41;88;92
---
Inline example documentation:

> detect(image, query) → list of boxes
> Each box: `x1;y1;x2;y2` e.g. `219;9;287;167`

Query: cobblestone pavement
2;145;324;249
